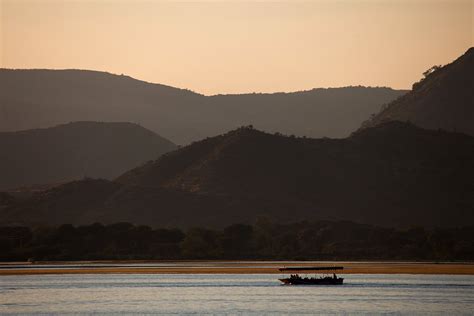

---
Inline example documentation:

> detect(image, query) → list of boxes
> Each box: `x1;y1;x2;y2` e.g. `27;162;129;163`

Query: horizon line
0;67;411;97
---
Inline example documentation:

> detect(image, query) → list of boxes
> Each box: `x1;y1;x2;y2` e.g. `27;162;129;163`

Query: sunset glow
1;0;472;94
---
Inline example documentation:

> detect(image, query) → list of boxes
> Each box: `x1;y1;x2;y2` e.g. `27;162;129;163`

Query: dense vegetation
1;220;473;262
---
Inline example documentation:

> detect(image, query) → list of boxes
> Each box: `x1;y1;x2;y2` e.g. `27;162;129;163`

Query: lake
1;274;473;314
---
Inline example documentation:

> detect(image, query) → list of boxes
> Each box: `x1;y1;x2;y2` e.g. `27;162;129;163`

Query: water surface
1;274;473;314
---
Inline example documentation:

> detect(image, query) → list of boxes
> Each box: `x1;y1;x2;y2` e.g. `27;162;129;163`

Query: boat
278;266;344;285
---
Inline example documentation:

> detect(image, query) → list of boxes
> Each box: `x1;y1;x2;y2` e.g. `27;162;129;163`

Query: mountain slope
363;47;474;135
116;123;474;228
0;69;406;144
3;123;472;228
0;178;264;227
0;122;176;190
0;69;202;144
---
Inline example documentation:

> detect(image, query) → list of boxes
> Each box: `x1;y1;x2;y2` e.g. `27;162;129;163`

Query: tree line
1;219;473;261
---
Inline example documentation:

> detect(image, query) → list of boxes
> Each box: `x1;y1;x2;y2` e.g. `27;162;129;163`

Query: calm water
1;274;473;314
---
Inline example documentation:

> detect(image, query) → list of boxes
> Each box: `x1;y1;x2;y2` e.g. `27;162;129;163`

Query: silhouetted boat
278;266;344;285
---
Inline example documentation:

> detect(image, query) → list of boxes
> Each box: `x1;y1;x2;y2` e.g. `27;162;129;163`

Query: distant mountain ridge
0;68;406;144
2;49;473;229
0;121;176;190
362;47;474;135
3;122;473;228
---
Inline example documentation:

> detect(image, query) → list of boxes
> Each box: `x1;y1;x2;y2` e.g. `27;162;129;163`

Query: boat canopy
279;266;344;272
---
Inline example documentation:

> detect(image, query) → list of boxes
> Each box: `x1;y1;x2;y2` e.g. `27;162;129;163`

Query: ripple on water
0;274;473;314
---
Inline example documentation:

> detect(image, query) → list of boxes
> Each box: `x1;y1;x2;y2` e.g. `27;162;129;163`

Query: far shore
1;261;473;276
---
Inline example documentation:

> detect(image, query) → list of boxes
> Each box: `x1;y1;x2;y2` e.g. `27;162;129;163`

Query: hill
362;47;474;135
2;123;473;228
0;69;406;144
0;178;256;227
0;122;176;190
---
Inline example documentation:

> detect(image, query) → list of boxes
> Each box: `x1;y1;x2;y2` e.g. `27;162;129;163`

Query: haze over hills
363;47;474;135
2;122;473;228
1;49;472;229
0;122;176;190
0;68;406;144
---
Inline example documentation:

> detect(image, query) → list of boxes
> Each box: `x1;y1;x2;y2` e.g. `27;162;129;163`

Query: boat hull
279;278;344;285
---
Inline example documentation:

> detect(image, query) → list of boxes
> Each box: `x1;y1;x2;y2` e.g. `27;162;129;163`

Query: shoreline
1;261;473;276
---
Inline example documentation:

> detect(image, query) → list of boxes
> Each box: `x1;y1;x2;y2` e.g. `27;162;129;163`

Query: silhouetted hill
0;178;257;227
363;47;474;135
0;69;406;144
3;123;473;228
0;122;176;190
116;123;474;228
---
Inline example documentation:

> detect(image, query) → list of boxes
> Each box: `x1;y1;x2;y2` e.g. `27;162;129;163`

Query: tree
221;224;254;257
181;228;220;258
422;65;442;78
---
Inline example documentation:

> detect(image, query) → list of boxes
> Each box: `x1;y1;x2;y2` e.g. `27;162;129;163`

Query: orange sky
1;0;472;95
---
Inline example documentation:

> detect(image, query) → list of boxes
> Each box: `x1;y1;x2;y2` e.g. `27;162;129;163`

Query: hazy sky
1;0;472;95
